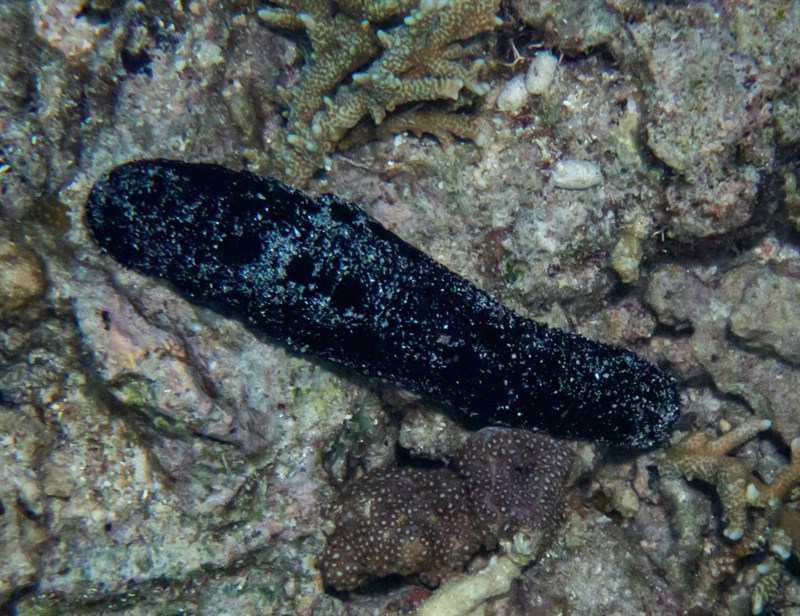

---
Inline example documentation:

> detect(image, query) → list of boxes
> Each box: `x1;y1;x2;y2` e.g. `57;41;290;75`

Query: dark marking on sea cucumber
85;159;681;448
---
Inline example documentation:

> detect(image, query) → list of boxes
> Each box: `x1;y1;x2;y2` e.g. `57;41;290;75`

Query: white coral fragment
416;530;544;616
552;159;603;189
496;75;528;114
525;50;558;94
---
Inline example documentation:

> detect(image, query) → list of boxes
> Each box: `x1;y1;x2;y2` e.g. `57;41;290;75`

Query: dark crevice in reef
0;584;38;616
651;168;786;267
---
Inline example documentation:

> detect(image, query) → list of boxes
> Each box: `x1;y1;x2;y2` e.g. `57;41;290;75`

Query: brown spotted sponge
320;427;574;591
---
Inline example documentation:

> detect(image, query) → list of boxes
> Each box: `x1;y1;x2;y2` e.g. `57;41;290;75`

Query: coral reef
511;0;800;242
660;418;772;541
319;428;573;590
517;505;682;615
729;269;800;366
0;234;47;322
659;419;800;614
4;0;800;613
258;0;501;183
646;260;800;442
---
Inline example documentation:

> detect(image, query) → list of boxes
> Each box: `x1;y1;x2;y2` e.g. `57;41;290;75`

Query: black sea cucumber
85;159;680;448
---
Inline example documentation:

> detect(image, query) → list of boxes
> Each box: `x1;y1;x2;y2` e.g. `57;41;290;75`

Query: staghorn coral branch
660;417;800;614
261;6;378;126
258;0;501;184
337;0;419;21
337;109;488;153
660;418;771;540
748;437;800;509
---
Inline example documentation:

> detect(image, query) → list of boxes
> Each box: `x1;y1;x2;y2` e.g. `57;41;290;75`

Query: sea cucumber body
85;160;680;448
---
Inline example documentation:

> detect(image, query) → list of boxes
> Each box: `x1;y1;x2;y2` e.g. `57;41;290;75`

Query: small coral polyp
258;0;502;184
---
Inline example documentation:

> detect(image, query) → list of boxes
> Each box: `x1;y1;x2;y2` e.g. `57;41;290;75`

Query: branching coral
659;418;800;614
258;0;501;184
319;428;573;591
660;418;771;541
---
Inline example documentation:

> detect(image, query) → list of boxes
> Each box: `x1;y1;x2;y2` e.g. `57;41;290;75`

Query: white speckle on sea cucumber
496;75;528;114
552;159;603;190
525;51;558;95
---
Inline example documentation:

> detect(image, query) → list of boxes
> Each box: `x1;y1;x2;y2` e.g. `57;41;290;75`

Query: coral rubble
258;0;501;184
415;530;545;616
319;428;573;591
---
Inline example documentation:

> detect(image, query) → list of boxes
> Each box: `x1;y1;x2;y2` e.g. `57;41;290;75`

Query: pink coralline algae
319;428;574;591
